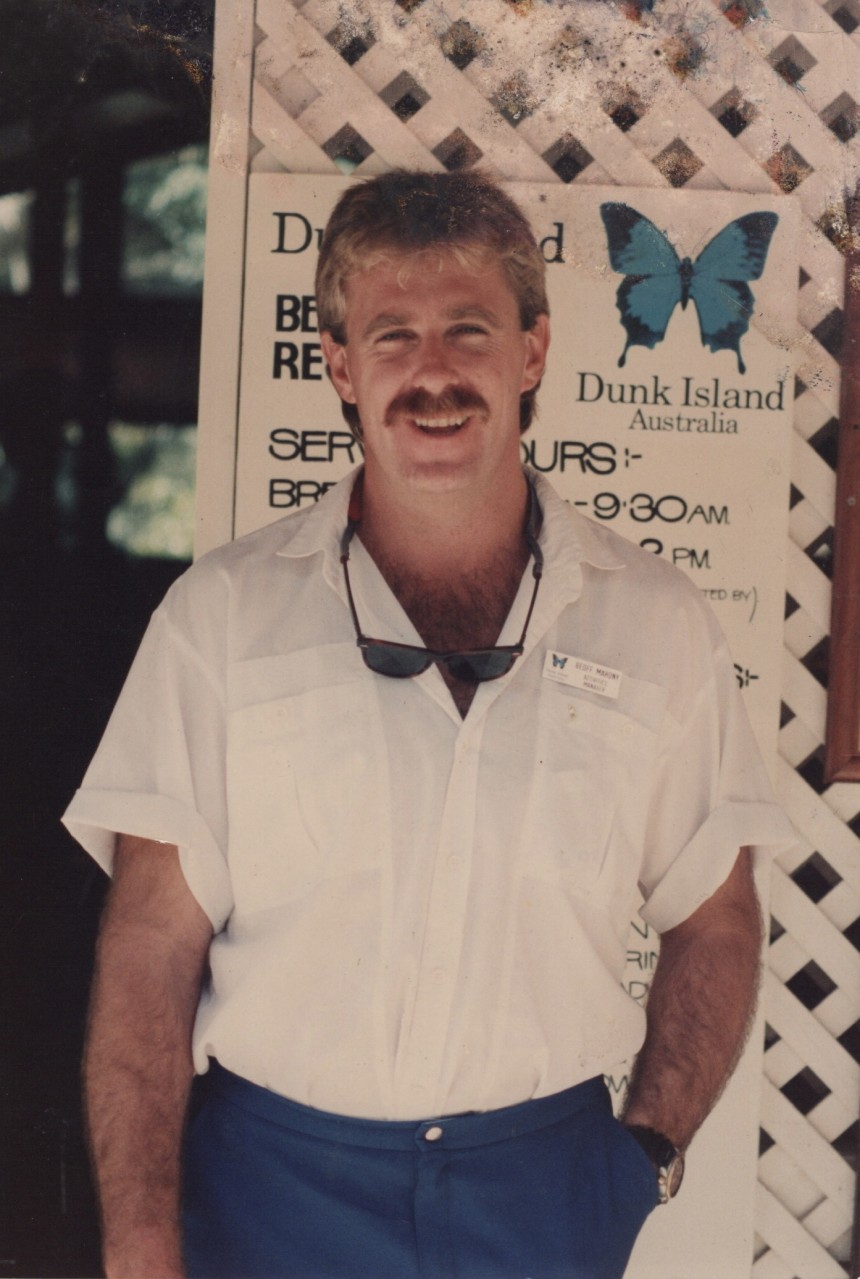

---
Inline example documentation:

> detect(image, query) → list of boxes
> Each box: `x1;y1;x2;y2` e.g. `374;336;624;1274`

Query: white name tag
543;651;622;699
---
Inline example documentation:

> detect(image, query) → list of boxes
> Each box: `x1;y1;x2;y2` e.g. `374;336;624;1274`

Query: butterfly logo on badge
599;203;779;374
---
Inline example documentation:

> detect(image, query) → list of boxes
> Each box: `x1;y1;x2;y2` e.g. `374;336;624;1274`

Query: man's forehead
341;246;516;323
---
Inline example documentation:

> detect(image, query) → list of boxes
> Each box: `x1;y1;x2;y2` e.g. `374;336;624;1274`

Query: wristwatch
624;1125;685;1203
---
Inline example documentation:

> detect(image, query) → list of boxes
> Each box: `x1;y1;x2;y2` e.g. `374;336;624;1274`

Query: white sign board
204;174;794;758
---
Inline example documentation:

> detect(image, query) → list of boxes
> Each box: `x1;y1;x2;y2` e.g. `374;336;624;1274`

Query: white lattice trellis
212;1;860;1272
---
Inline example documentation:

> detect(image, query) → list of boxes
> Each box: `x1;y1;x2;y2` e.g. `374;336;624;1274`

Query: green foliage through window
122;143;207;295
0;190;32;293
107;423;197;559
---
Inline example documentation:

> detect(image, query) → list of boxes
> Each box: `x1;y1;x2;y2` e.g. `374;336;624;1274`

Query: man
64;170;793;1279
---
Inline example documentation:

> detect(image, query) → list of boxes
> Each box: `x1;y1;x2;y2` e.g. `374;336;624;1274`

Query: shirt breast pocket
524;677;665;898
227;652;386;912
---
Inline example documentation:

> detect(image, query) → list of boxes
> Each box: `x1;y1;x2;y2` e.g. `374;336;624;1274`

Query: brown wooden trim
853;1124;860;1279
825;182;860;784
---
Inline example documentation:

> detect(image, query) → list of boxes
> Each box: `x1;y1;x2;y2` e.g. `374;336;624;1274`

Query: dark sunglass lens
445;652;515;682
363;644;433;678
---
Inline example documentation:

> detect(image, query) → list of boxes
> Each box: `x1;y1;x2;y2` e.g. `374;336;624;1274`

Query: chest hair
377;545;530;717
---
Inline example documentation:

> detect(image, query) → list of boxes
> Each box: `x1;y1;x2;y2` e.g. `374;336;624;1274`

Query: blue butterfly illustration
599;203;779;374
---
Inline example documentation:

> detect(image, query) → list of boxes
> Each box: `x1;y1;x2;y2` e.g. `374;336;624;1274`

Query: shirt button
432;967;447;982
447;855;462;870
424;1125;444;1142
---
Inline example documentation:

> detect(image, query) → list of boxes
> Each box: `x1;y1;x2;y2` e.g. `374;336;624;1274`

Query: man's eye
452;324;487;337
378;330;411;343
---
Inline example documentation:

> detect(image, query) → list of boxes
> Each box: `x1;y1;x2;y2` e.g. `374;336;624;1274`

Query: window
122;143;207;295
106;421;197;559
0;190;32;293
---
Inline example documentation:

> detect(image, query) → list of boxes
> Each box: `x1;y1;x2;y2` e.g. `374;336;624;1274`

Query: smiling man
65;170;793;1279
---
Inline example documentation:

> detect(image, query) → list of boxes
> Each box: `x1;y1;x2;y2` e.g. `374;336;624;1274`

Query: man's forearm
85;838;212;1279
622;848;763;1151
86;943;198;1276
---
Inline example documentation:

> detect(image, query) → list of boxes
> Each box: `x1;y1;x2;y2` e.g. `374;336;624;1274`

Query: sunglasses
340;479;544;682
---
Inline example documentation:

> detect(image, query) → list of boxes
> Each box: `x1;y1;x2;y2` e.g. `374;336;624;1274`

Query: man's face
321;250;549;497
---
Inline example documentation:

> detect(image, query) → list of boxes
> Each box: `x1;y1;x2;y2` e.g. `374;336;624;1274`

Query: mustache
385;386;489;425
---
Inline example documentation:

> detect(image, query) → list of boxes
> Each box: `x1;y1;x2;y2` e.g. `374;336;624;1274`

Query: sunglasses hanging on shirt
340;475;544;683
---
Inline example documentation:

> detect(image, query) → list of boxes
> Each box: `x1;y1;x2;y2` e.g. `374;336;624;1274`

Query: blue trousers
182;1062;658;1279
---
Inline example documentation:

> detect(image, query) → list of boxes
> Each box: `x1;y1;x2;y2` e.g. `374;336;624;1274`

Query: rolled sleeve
641;798;795;934
61;583;233;931
638;627;797;934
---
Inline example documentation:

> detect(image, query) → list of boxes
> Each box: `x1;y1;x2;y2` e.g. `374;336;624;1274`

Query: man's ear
521;313;550;394
320;331;357;404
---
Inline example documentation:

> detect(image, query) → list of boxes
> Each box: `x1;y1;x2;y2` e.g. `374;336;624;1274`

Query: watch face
658;1151;685;1202
625;1125;685;1203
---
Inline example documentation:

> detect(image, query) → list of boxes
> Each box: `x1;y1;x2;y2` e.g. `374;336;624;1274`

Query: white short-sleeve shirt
63;469;794;1120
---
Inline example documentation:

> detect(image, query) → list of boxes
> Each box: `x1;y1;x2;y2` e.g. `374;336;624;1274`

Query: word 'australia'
629;409;738;434
576;372;785;411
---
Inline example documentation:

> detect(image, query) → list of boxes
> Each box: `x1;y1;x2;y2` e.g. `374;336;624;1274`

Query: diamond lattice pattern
249;2;860;1271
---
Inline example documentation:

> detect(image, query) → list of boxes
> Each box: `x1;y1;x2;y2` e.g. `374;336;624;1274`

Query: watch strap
624;1124;685;1203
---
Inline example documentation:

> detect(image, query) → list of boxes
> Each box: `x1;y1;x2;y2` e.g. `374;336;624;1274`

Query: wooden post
824;181;860;784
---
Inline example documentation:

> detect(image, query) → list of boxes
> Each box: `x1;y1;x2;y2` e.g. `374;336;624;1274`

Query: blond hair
315;169;549;434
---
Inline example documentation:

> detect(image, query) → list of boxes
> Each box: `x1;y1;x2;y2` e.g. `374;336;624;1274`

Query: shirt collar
273;465;627;727
274;467;358;558
528;468;625;576
273;467;360;595
272;464;626;594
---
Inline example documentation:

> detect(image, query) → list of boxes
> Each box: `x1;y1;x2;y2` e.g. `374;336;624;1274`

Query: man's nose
412;335;456;390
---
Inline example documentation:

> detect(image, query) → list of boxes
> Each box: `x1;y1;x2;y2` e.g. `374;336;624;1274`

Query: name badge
543;651;622;699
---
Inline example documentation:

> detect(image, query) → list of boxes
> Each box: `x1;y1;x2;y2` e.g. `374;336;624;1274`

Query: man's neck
357;467;530;583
